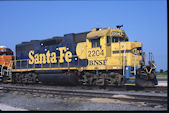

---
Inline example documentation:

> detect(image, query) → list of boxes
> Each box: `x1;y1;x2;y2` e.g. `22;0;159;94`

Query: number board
112;31;124;36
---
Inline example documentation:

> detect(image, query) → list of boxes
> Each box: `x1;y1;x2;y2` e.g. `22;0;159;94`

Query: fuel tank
37;72;79;85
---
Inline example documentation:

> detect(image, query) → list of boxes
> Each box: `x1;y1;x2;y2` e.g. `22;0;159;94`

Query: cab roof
87;28;128;40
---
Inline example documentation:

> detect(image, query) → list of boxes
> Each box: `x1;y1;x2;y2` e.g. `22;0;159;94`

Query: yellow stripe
129;77;135;79
12;67;83;72
124;83;136;86
7;80;12;82
1;65;10;68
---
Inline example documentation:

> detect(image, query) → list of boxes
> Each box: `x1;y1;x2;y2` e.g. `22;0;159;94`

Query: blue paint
124;66;138;84
15;33;88;69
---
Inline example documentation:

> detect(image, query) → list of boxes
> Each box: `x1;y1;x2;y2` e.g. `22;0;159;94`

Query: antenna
116;25;123;29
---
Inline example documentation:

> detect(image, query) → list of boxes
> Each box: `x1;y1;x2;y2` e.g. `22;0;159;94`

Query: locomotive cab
76;27;157;87
0;46;13;82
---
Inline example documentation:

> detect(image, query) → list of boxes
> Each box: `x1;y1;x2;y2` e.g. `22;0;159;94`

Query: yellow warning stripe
129;77;135;79
124;83;136;86
12;67;83;72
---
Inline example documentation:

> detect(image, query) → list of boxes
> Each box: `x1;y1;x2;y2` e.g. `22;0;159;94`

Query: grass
156;71;168;79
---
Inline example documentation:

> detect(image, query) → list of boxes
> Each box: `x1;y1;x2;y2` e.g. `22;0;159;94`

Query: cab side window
125;38;128;41
120;37;124;42
107;36;111;45
91;38;100;48
112;37;118;43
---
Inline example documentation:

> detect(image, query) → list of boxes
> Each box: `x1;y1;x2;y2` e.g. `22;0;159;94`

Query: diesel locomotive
0;26;158;87
0;46;13;83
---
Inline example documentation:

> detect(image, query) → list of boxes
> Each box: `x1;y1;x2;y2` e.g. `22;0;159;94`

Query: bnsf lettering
88;60;107;65
28;47;72;64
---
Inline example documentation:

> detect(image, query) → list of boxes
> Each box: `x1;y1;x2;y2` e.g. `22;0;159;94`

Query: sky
0;0;167;71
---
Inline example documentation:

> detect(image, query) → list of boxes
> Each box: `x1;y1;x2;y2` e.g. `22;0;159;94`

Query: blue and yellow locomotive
11;26;158;87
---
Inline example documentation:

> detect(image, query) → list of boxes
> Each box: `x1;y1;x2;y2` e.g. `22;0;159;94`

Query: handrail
123;42;126;76
13;55;80;69
144;62;156;74
134;52;138;75
0;64;3;76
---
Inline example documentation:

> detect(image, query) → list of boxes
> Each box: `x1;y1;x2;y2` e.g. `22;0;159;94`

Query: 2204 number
88;50;104;57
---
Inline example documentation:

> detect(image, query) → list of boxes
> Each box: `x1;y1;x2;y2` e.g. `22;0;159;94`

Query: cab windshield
0;48;13;55
112;37;128;43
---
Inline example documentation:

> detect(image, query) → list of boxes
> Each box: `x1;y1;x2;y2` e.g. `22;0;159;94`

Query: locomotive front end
78;26;158;87
0;46;13;82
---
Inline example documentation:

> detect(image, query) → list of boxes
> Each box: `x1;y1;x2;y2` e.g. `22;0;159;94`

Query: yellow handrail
13;55;80;69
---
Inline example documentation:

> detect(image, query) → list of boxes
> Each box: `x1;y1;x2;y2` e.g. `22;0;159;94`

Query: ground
0;89;167;111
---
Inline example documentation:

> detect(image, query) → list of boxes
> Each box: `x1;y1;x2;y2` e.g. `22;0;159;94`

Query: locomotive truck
0;26;158;87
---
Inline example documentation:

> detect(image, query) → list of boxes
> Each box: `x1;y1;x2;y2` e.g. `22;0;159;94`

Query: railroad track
0;83;167;93
0;84;167;105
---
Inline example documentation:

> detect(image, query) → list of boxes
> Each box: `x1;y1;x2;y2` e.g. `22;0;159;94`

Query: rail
0;84;167;105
